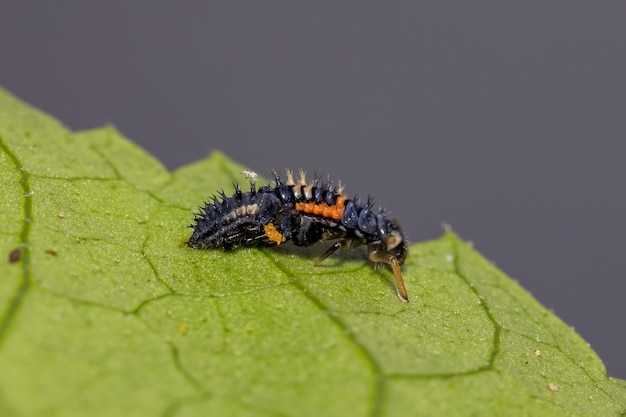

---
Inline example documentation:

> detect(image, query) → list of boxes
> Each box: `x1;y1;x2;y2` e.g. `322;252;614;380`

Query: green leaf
0;86;624;416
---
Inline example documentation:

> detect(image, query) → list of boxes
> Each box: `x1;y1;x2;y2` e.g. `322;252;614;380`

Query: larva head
378;217;408;265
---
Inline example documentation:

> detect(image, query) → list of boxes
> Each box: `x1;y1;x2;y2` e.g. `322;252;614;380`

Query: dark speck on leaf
9;248;21;263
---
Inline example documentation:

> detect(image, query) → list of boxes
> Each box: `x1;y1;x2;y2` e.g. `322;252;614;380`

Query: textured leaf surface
0;87;625;416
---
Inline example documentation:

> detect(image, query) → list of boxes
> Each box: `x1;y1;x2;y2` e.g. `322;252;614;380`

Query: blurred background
2;2;625;378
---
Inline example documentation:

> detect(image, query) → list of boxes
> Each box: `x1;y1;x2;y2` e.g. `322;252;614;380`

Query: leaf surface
0;87;625;416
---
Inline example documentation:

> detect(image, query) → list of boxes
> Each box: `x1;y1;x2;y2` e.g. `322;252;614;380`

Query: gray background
2;2;625;378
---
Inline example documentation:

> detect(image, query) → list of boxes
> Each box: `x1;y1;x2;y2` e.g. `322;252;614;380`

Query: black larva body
188;171;409;301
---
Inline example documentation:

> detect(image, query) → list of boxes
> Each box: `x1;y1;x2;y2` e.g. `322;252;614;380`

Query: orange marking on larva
313;204;326;215
264;223;286;245
331;206;344;220
295;199;345;220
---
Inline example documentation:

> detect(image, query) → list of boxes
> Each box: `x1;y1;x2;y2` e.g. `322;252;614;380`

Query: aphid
188;170;409;302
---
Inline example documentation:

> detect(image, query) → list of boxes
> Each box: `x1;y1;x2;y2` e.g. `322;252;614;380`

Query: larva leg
314;238;365;266
314;241;344;266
